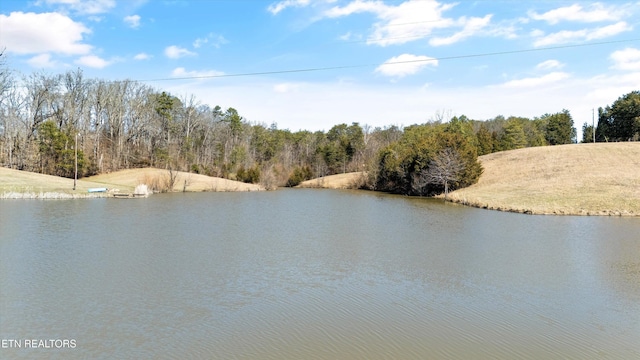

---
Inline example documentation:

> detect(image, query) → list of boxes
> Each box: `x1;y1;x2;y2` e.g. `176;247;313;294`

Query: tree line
1;59;638;195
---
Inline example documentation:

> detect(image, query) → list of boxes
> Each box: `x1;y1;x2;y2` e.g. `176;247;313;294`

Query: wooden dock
112;193;148;199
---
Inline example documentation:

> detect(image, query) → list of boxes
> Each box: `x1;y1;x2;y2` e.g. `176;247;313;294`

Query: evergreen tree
499;119;527;150
596;91;640;141
545;110;575;145
475;124;494;155
582;123;595;143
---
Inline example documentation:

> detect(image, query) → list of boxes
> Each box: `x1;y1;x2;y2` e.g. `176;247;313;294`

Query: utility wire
139;37;640;83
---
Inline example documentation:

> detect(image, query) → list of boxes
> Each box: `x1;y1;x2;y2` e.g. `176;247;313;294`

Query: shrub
236;164;261;184
286;165;313;187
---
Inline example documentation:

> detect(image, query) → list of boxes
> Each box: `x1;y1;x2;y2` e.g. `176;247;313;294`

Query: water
1;189;639;359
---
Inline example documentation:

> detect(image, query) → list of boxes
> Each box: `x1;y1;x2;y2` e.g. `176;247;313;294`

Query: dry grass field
0;167;124;199
87;168;264;192
297;172;368;189
447;143;640;216
0;167;263;199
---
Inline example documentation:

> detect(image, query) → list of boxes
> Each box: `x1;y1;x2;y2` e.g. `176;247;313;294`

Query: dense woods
1;59;638;195
594;91;640;142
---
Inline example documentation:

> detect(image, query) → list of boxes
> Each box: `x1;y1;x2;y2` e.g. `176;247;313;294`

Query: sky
1;0;639;135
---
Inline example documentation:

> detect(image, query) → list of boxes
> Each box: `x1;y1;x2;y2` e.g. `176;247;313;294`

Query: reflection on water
1;189;639;359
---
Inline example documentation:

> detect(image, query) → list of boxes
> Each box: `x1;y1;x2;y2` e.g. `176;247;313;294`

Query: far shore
297;143;640;217
0;167;264;199
2;143;638;216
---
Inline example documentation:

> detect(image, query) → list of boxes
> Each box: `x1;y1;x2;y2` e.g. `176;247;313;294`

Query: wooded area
1;54;638;195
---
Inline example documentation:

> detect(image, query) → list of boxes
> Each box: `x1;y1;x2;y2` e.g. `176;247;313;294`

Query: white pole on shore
73;133;78;190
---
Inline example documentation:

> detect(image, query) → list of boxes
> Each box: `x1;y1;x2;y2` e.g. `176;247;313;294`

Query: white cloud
164;45;196;59
375;54;438;77
274;83;303;93
38;0;116;15
610;47;640;71
530;29;545;37
193;33;228;49
326;0;454;46
536;60;564;70
75;55;111;68
27;53;57;68
324;0;499;47
268;0;311;15
0;12;92;55
429;15;492;46
533;21;632;47
124;14;141;29
500;72;570;88
171;67;225;78
338;32;352;41
133;53;151;60
324;0;388;17
529;3;626;24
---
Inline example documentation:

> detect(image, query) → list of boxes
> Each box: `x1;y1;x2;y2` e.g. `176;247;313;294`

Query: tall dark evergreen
544;110;575;145
596;91;640;142
582;123;595;143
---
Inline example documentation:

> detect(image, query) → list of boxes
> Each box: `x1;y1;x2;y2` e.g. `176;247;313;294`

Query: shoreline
443;196;638;217
3;181;639;216
3;143;639;217
0;191;112;200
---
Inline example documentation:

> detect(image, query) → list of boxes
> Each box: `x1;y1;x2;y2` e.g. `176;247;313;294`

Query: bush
375;121;482;196
236;164;261;184
286;166;313;187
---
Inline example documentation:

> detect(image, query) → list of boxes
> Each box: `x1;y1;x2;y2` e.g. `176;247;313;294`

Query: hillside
297;172;368;189
86;168;264;192
0;167;263;199
447;143;640;216
0;167;125;199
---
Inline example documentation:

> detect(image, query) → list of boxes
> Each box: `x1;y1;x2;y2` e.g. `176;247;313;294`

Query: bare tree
430;109;454;124
0;49;11;103
414;147;464;198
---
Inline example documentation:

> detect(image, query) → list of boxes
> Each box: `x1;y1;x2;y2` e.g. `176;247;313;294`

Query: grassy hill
0;167;125;199
447;143;640;216
297;172;368;189
0;167;263;199
86;168;264;192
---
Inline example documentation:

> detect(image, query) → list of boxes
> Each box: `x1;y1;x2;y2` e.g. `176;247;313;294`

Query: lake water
1;189;639;359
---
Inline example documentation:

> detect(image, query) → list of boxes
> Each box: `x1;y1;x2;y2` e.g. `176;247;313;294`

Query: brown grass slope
86;168;264;192
447;143;640;216
1;167;264;199
297;172;368;189
0;167;126;198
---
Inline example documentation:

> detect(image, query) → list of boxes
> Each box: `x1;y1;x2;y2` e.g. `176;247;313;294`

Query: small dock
112;193;148;199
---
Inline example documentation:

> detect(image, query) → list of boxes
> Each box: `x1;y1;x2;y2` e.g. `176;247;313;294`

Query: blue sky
1;0;639;134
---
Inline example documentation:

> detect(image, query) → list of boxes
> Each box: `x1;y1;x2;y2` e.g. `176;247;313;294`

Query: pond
1;189;639;359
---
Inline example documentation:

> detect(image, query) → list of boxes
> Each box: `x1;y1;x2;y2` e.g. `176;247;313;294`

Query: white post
73;133;78;190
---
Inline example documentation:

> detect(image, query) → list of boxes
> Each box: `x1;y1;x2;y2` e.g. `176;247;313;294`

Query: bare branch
414;147;464;198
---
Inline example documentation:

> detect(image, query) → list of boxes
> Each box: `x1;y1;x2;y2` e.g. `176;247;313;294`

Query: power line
138;37;640;83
